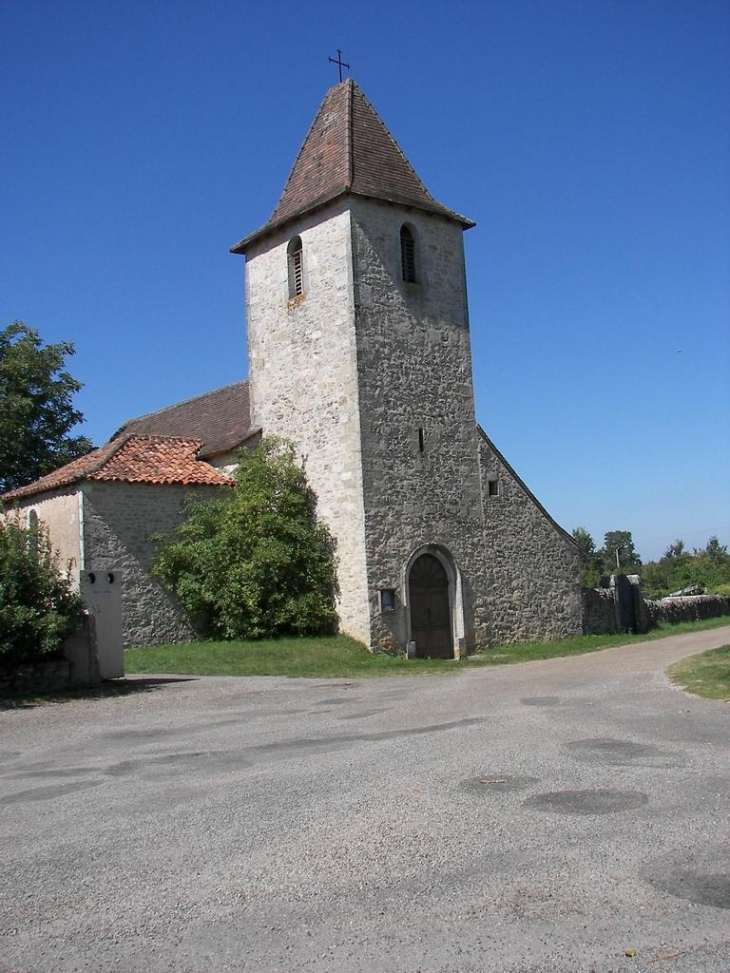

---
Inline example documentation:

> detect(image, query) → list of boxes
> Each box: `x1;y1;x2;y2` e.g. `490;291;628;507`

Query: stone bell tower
231;79;488;654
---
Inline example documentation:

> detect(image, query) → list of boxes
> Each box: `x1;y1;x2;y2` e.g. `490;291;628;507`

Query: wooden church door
409;553;453;658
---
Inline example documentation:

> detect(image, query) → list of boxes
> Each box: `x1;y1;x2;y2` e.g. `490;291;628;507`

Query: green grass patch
124;616;730;679
125;635;456;678
668;645;730;700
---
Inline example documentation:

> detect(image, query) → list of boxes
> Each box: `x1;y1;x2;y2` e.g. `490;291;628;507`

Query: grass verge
124;616;730;680
668;645;730;700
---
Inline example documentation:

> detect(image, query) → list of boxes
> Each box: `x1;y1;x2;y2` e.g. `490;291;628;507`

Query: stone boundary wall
0;615;101;697
581;575;648;635
646;595;730;626
0;659;71;696
581;587;618;635
583;586;730;635
63;614;101;688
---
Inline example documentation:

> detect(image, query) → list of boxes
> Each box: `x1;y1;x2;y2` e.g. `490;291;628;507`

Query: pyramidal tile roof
1;435;234;502
232;79;474;253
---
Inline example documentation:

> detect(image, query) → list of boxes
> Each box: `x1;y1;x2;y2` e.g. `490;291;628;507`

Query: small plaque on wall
379;588;396;613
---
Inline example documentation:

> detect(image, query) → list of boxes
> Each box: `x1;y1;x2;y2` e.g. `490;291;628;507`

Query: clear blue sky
2;0;728;561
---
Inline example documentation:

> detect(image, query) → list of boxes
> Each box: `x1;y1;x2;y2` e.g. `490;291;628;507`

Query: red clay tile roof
112;381;252;458
90;437;235;486
231;79;474;253
1;436;234;502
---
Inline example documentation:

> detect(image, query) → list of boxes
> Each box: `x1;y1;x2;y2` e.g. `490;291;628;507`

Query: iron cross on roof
328;48;350;82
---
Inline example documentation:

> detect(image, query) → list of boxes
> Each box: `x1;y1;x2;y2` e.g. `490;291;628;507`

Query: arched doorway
408;553;453;658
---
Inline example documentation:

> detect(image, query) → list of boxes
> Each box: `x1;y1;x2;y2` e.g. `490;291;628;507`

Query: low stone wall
646;595;730;626
0;616;101;697
63;614;101;688
582;587;617;635
584;587;730;635
0;659;71;696
582;575;648;635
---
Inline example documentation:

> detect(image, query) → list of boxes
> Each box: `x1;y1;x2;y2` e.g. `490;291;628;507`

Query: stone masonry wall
244;197;581;653
478;432;583;646
244;202;371;644
582;586;619;635
646;594;730;626
349;198;581;651
349;199;487;651
81;481;221;647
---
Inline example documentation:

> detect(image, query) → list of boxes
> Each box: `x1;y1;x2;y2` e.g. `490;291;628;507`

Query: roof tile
1;435;234;502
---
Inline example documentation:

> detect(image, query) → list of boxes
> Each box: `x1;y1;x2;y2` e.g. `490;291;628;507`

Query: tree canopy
572;527;641;586
152;437;338;639
641;536;730;599
602;530;641;570
0;322;93;494
571;526;601;587
573;525;729;597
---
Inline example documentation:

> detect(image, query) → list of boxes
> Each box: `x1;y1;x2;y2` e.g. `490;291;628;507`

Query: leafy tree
600;530;641;572
0;322;93;493
571;526;601;587
663;539;686;559
152;437;338;639
688;536;730;594
702;536;728;563
641;535;730;599
0;515;84;671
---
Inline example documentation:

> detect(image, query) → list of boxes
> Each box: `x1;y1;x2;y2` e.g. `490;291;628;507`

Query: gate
614;573;637;633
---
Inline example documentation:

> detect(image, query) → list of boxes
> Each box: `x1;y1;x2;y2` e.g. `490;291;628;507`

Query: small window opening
488;478;499;497
418;427;425;453
287;236;304;298
400;225;417;283
26;509;39;552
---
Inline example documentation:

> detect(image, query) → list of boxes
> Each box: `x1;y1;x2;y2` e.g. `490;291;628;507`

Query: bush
152;437;338;639
0;515;84;671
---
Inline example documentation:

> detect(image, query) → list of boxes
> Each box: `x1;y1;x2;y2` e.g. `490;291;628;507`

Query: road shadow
0;676;196;711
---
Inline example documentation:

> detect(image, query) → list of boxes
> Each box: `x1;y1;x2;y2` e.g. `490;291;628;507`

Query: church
2;79;582;656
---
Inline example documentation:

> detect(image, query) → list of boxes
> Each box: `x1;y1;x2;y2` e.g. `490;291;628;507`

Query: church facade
2;79;582;655
231;79;581;654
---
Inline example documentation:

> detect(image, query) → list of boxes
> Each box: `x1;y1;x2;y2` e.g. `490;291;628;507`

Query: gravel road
1;626;729;973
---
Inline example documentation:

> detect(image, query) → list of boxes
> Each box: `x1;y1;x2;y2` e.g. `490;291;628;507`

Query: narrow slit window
418;427;425;453
400;225;417;283
287;236;304;297
26;509;39;552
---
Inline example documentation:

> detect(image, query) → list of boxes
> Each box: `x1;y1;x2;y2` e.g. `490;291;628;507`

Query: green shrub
0;515;84;670
152;437;338;639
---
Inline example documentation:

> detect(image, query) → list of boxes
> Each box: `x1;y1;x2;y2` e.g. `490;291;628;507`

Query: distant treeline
571;528;730;600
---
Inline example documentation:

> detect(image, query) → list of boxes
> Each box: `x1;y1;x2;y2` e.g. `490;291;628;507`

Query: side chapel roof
231;79;475;253
1;382;254;502
1;435;235;502
111;380;252;459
